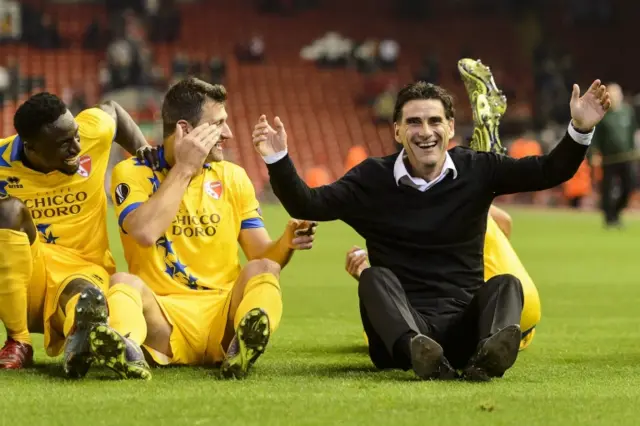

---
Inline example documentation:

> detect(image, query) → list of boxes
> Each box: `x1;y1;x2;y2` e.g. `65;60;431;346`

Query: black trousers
601;161;635;224
358;267;524;370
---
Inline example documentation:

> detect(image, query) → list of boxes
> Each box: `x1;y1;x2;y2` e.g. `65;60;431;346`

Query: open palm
570;80;611;132
252;115;288;157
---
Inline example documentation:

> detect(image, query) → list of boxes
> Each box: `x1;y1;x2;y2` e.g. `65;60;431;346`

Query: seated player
0;92;158;378
103;77;316;379
346;205;541;352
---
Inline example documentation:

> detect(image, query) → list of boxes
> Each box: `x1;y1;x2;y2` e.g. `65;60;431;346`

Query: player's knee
0;196;27;231
60;278;98;310
244;259;281;279
109;272;146;294
488;274;524;299
0;196;37;244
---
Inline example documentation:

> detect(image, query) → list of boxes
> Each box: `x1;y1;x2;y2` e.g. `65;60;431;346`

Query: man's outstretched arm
253;115;364;222
485;80;611;196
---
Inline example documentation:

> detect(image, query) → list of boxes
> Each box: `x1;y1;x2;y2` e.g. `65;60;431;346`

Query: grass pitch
1;205;640;426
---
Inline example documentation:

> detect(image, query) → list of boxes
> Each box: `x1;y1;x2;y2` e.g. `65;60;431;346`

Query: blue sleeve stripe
241;218;265;229
118;202;142;234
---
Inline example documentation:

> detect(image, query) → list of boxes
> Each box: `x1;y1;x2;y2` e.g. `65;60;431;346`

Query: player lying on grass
101;77;316;380
346;205;541;353
0;93;159;377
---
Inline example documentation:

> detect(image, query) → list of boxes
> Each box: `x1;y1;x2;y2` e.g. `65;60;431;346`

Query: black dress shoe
462;324;521;382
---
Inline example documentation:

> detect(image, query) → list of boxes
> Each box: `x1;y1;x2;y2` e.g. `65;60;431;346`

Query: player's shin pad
107;283;148;346
0;230;32;344
457;58;508;155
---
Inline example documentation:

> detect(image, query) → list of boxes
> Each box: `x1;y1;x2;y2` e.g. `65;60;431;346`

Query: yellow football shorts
145;290;233;366
27;238;112;357
519;277;541;350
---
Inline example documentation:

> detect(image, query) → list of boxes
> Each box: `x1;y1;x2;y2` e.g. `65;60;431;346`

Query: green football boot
457;58;508;154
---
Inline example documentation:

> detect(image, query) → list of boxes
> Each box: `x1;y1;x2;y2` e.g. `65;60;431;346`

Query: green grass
2;205;640;425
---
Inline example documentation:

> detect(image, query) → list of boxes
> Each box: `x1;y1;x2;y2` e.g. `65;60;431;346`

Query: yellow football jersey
483;216;532;285
0;108;116;270
111;149;263;296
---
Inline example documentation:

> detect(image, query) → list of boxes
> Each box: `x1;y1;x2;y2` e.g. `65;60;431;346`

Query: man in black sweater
251;79;611;381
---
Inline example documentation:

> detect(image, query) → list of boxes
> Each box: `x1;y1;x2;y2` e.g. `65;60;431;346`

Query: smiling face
180;99;233;163
394;98;455;177
24;110;82;175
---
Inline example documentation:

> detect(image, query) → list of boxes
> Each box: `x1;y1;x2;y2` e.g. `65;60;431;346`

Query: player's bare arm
238;219;317;268
98;100;160;168
123;122;221;247
489;205;512;239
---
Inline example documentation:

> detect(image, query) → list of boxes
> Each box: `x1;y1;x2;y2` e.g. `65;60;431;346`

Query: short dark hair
162;77;227;138
14;92;68;140
393;82;455;123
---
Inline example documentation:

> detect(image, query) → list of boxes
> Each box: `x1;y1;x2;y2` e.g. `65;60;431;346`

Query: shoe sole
220;308;270;379
64;287;109;378
457;58;507;154
410;335;457;380
89;325;151;380
463;325;521;382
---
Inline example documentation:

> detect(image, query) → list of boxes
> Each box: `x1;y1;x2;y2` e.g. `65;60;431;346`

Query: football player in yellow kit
0;92;158;378
347;205;541;352
104;77;316;379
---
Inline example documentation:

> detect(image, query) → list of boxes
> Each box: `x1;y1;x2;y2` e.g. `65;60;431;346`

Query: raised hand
252;115;287;157
570;80;611;132
173;122;221;176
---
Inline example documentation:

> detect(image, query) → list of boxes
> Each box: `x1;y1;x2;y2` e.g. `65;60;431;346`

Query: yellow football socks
234;272;282;334
0;230;32;345
107;283;148;346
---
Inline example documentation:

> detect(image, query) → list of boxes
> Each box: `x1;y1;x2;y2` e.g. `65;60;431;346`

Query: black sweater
266;131;587;314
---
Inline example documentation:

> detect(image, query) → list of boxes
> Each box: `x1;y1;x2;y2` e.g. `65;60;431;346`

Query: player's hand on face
252;115;287;157
285;219;317;250
570;79;611;132
136;145;161;170
345;246;369;281
173;122;221;176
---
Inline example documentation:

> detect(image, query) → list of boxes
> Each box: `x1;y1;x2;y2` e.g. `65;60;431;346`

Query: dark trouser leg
358;267;429;370
601;164;616;224
475;274;524;340
614;161;634;221
459;274;524;381
358;267;456;379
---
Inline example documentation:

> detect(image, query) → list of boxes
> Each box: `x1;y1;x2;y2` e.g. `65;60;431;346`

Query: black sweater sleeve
483;131;588;196
266;154;366;221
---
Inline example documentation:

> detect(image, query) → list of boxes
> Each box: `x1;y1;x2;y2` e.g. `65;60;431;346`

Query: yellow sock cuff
235;272;283;333
107;283;144;308
106;283;147;345
243;272;281;295
0;229;30;244
63;294;81;337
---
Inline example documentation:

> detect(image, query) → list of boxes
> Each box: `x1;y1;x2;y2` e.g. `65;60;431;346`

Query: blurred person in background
590;83;638;228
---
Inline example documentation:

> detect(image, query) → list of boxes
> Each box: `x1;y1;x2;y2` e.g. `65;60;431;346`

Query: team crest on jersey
114;183;130;206
77;155;92;178
205;181;223;199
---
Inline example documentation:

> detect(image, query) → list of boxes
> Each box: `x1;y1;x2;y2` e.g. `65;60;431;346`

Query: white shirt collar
393;149;458;191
